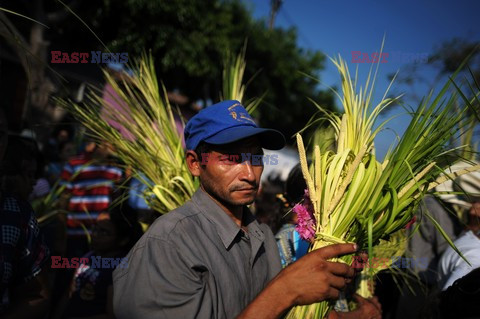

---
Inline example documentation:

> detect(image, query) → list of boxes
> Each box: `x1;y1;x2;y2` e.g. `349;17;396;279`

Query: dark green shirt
113;188;282;319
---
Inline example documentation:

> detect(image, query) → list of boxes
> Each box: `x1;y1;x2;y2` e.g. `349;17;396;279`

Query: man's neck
225;205;245;229
467;223;480;238
201;186;244;228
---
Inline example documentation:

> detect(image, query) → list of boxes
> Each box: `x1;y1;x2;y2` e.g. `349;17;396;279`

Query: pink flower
303;189;314;213
293;190;316;241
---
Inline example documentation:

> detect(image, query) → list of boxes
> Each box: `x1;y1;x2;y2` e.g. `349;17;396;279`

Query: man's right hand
237;243;358;319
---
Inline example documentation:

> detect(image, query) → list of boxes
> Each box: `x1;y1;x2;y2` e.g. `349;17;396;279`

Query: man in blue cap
113;100;362;319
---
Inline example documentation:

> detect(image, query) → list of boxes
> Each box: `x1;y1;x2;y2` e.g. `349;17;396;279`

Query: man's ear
186;150;202;177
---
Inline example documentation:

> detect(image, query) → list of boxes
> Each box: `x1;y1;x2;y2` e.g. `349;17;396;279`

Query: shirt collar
191;188;265;250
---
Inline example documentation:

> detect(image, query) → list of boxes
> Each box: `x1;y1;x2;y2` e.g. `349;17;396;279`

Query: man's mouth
236;188;257;192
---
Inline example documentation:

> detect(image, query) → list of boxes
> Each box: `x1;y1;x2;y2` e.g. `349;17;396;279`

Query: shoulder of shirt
142;199;204;242
257;221;275;238
422;195;439;207
277;223;295;233
421;196;447;214
456;230;480;246
441;231;476;261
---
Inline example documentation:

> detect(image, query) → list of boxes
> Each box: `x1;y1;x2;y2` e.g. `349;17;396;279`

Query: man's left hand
328;294;382;319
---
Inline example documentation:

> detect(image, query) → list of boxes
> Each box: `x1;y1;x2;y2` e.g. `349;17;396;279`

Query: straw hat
435;160;480;208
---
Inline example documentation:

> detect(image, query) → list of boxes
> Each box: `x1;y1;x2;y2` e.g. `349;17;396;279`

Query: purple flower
293;190;316;241
303;189;314;213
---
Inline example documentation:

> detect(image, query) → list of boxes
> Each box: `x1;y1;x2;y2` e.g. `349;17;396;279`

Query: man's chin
235;198;255;206
231;191;257;205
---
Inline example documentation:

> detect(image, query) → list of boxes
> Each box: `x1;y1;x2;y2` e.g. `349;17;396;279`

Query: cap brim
204;126;285;150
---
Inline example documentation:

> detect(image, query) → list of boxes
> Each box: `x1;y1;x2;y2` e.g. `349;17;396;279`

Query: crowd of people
0;106;145;318
0;99;479;319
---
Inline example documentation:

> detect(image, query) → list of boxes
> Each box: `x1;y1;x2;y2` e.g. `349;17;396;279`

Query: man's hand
353;294;382;318
276;243;357;305
328;294;382;319
237;243;357;319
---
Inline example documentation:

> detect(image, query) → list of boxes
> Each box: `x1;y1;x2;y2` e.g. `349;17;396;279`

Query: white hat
435;160;480;208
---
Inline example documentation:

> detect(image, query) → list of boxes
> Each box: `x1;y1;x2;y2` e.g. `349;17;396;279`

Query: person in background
0;108;51;318
252;177;284;233
60;138;124;258
393;162;468;319
422;267;480;318
128;174;157;229
46;140;76;187
0;135;39;202
44;123;75;173
28;141;51;202
437;171;480;290
275;163;310;267
53;201;143;319
418;167;480;318
437;267;480;318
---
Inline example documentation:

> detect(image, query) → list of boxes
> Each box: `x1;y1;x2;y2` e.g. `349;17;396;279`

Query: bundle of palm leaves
58;48;260;215
57;54;197;214
287;55;480;318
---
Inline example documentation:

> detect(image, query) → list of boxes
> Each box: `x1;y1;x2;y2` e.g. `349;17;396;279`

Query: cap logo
239;113;256;124
227;102;241;111
227;103;256;125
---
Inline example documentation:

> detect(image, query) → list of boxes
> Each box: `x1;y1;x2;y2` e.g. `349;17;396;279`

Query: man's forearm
236;275;295;319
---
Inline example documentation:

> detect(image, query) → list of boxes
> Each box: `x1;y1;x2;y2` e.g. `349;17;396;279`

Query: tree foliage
3;0;335;143
388;38;480;102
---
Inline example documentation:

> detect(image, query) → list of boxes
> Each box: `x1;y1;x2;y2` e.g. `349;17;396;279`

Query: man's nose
238;160;256;182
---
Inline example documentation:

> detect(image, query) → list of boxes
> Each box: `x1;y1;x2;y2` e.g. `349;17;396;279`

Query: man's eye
229;155;242;164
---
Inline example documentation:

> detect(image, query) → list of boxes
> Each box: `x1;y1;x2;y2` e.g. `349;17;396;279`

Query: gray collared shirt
113;188;282;319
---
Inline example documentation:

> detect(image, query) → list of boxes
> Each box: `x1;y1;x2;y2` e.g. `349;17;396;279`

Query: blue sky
245;0;480;159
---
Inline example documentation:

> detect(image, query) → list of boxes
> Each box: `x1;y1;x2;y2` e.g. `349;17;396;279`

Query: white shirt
438;230;480;290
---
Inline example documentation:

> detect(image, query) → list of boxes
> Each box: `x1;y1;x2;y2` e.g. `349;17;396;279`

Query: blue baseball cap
184;100;285;150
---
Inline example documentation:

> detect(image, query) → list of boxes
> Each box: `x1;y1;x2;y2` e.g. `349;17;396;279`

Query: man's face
196;137;264;207
470;202;480;217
